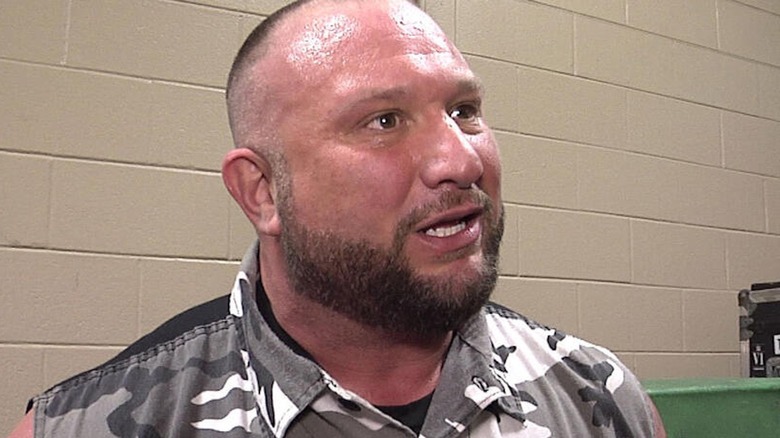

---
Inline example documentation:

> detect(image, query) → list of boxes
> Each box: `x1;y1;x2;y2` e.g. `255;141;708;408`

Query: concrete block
228;200;258;260
49;160;229;258
423;0;456;40
626;92;721;166
616;353;637;373
43;347;123;388
0;249;140;344
0;153;50;247
0;346;43;438
723;113;780;177
498;204;520;276
239;14;265;47
675;165;765;232
576;16;759;114
139;258;238;334
518;208;631;282
0;61;230;171
768;179;780;235
578;148;674;221
67;0;244;87
576;16;660;86
627;0;717;48
498;133;579;209
719;0;780;66
186;0;292;15
682;290;739;352
457;0;573;73
634;353;739;379
465;56;519;133
537;0;625;23
578;147;766;231
515;67;627;148
735;0;780;15
0;0;68;64
632;221;727;290
578;283;683;352
494;277;579;335
758;64;780;122
727;232;780;289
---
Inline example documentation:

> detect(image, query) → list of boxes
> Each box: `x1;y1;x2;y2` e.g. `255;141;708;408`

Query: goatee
279;189;504;339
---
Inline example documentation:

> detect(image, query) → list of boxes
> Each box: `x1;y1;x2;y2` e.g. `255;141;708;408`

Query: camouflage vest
30;243;656;437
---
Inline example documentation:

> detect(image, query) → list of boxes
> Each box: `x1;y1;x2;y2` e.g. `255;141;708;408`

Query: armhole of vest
104;294;232;366
21;396;43;438
36;294;233;396
33;400;43;438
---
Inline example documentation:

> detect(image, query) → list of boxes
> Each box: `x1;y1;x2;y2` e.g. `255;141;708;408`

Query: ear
222;148;282;236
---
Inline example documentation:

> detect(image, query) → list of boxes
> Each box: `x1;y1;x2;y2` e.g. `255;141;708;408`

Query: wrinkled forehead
273;0;457;76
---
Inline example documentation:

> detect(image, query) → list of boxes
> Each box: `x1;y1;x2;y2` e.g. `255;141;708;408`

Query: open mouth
421;212;480;238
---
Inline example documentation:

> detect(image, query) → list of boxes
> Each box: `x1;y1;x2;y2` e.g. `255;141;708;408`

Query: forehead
284;1;451;68
264;0;472;93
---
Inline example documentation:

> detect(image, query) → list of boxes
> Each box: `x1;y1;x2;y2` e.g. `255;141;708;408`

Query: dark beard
278;189;503;339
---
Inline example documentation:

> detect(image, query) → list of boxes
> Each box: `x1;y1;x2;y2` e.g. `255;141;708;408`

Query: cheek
291;151;415;230
354;155;413;200
354;163;416;227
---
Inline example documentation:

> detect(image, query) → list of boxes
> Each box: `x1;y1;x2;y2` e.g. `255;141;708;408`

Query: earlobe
222;148;282;236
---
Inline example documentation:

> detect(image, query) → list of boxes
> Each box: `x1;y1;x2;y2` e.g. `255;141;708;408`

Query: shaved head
226;0;421;168
225;0;313;171
222;0;502;338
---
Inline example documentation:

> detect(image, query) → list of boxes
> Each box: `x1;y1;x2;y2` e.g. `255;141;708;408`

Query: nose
419;115;484;190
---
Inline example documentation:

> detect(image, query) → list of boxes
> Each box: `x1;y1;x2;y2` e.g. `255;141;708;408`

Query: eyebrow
455;77;485;96
345;77;485;109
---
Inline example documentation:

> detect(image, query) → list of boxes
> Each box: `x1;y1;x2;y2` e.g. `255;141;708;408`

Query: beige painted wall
2;0;779;434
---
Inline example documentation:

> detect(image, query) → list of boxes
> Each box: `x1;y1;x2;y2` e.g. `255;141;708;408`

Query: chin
417;250;487;278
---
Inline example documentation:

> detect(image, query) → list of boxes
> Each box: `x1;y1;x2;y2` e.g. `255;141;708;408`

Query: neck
258;246;451;406
293;312;452;405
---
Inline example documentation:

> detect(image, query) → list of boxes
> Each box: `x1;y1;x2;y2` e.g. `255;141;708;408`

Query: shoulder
105;294;233;365
31;294;240;409
482;301;567;346
67;294;234;386
482;300;631;386
481;302;657;436
28;294;254;437
483;301;550;329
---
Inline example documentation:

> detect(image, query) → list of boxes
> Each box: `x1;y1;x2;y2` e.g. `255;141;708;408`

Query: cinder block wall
1;0;778;434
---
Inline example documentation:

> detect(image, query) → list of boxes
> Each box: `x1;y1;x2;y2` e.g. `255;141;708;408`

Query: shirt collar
230;241;527;436
231;241;326;436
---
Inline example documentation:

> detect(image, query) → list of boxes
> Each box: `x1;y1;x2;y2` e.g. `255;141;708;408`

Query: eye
366;112;401;131
449;103;481;123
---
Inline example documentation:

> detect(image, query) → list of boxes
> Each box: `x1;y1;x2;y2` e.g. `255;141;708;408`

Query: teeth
425;221;466;238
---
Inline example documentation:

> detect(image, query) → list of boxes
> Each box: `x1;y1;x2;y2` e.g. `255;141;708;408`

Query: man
9;0;665;436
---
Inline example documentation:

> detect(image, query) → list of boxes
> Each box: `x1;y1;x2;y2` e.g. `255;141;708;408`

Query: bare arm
6;411;33;438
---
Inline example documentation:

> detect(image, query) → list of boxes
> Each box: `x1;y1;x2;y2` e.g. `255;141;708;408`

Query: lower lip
415;216;481;254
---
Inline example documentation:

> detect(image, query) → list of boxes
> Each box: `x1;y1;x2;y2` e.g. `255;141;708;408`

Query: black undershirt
376;392;434;435
255;281;433;434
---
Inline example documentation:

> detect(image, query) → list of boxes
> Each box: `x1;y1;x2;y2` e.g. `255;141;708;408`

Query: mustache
394;188;495;243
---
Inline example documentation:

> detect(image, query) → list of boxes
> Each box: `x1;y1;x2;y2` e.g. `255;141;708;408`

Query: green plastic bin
644;378;780;437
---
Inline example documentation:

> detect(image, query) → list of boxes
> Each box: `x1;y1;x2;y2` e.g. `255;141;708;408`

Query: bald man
10;1;664;436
